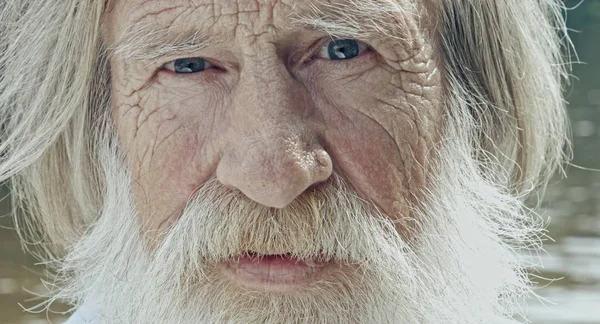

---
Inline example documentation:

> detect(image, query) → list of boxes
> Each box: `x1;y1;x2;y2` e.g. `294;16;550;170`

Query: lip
220;254;333;291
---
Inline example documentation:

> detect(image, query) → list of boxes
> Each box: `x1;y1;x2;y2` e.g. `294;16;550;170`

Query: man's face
106;0;442;233
57;2;536;322
77;0;515;322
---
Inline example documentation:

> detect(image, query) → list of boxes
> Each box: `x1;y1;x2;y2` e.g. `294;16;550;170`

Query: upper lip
234;251;332;263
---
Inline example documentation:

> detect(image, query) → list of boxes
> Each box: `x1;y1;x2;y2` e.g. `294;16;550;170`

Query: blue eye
164;57;212;73
318;39;367;61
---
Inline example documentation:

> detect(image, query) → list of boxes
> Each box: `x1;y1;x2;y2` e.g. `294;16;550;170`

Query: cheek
111;74;229;229
312;65;443;227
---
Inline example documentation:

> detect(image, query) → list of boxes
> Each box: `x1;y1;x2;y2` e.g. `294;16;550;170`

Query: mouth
219;252;335;291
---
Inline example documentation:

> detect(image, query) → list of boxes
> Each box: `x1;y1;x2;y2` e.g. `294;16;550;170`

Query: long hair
0;0;571;263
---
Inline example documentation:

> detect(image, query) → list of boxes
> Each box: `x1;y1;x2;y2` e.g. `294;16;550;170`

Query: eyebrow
111;1;416;62
111;24;223;61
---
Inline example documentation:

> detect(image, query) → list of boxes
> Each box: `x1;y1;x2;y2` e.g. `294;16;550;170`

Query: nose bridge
216;60;332;208
239;60;309;126
231;59;309;159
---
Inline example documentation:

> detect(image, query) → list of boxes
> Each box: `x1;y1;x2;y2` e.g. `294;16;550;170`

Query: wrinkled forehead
104;0;428;51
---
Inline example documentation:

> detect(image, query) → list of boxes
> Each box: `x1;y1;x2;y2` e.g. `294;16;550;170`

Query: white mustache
156;173;409;268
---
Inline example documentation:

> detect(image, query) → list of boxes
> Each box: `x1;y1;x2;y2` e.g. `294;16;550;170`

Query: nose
216;61;333;208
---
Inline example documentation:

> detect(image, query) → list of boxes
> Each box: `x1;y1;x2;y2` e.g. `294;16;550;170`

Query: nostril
312;149;333;183
314;150;331;168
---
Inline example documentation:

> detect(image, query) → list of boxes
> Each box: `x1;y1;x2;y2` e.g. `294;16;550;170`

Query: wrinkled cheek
109;73;232;230
326;124;425;229
315;82;442;238
135;133;205;230
356;129;437;238
111;103;199;230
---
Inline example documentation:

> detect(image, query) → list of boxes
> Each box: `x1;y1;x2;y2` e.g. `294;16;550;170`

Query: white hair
0;1;109;258
0;0;571;322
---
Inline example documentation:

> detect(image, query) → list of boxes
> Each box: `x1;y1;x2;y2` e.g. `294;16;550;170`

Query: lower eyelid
309;50;377;71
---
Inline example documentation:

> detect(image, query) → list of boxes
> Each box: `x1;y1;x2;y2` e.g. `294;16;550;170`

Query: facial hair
49;116;540;324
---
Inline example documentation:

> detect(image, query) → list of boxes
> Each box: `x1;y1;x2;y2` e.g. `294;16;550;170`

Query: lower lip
221;254;332;289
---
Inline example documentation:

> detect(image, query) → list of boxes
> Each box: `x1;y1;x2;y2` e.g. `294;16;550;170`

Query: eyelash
306;39;372;66
160;38;373;73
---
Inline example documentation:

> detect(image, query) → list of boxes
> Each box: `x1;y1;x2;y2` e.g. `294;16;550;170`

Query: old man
0;0;570;323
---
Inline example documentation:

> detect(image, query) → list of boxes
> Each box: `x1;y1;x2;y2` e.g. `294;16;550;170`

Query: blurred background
1;1;599;323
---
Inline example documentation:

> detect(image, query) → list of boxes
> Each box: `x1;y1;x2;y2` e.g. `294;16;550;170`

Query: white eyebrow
295;1;416;41
111;23;224;61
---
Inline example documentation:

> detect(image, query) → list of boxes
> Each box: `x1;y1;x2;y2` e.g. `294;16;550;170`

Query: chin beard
45;116;541;324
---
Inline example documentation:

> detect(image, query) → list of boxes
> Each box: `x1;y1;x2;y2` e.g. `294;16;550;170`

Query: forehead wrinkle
108;0;277;62
109;0;423;62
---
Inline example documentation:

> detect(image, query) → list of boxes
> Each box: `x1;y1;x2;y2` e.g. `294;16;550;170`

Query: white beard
50;118;540;324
